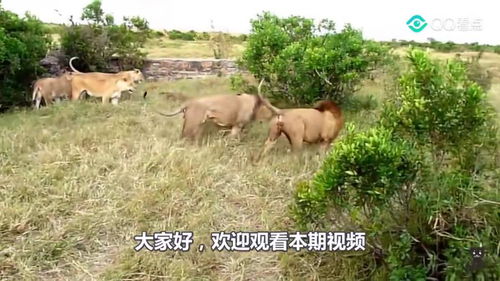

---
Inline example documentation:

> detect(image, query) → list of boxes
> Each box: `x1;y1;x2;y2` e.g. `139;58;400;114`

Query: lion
67;57;143;104
69;57;145;85
69;74;137;105
156;91;273;141
254;80;344;161
32;72;73;109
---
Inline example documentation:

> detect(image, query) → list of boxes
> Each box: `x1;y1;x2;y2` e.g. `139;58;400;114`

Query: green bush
196;31;210;41
167;30;196;41
430;41;457;52
292;48;499;280
294;125;421;226
380;49;496;169
61;0;150;72
0;5;51;109
460;51;493;92
209;31;232;59
240;12;388;105
229;73;256;94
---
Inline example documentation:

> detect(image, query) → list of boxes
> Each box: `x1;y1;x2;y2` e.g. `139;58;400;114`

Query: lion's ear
134;69;140;73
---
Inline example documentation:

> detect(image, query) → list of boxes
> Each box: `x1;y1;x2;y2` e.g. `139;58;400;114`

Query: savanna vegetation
60;0;151;72
1;1;499;280
0;5;51;109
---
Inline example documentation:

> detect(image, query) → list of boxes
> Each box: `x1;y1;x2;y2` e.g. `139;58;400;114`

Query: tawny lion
255;80;344;161
156;92;273;141
69;57;145;84
31;72;73;109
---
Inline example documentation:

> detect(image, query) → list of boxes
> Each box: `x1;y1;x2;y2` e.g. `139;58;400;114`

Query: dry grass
143;38;246;59
1;46;500;280
0;77;379;280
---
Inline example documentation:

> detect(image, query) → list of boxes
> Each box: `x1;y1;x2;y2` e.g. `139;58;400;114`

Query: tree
239;12;388;105
61;0;150;72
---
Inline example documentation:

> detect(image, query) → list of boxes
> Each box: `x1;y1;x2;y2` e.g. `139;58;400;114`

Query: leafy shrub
153;30;164;38
209;31;232;59
468;42;484;52
196;31;210;41
0;5;51;109
385;39;500;54
237;34;247;42
293;125;421;226
167;30;197;41
380;49;496;168
240;12;388;105
460;51;493;92
430;40;456;52
229;73;256;94
293;48;499;280
61;0;150;72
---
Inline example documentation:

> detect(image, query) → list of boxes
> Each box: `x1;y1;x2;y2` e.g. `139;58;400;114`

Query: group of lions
31;57;145;108
32;61;343;159
158;80;344;161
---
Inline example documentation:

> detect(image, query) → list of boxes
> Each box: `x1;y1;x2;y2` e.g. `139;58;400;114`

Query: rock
40;49;67;76
40;55;245;80
141;58;244;81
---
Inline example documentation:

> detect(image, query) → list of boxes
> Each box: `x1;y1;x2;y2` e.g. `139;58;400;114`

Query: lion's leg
229;126;242;139
181;106;207;142
319;141;332;154
71;89;83;101
35;92;42;109
285;121;305;153
110;91;121;106
289;136;304;152
193;126;205;143
254;122;281;162
44;93;53;107
102;96;110;104
181;119;204;142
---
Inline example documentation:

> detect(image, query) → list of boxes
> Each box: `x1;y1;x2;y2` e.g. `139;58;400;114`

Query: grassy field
1;42;499;280
0;76;383;280
143;37;246;59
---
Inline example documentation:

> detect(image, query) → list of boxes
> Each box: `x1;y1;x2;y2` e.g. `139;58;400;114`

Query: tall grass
1;77;370;280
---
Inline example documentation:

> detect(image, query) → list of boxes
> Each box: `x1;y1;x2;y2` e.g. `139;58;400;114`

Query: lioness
32;72;73;109
68;57;143;104
69;57;145;84
156;93;273;141
255;81;344;161
69;74;136;105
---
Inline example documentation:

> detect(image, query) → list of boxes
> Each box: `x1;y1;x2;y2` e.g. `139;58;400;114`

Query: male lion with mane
254;79;344;161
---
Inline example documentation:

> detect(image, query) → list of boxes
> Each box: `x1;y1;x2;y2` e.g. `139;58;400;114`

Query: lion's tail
69;57;82;73
256;78;282;116
155;106;186;117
